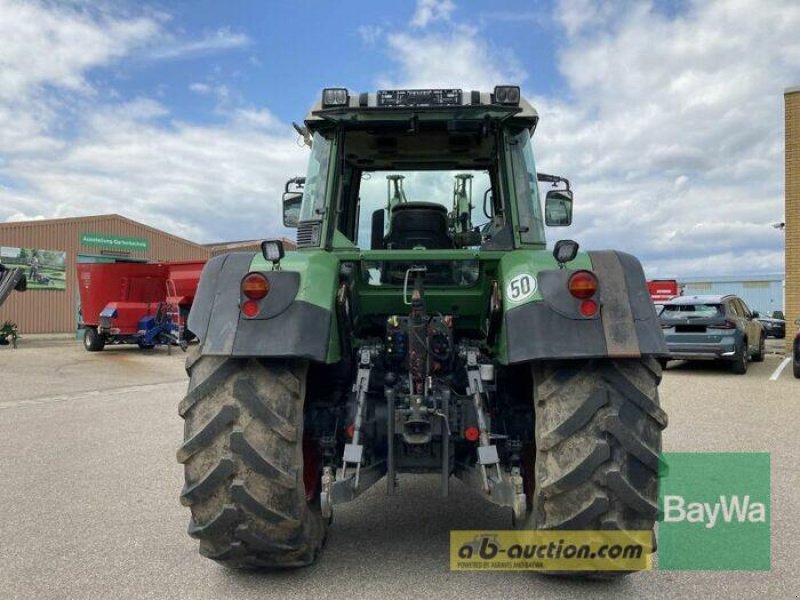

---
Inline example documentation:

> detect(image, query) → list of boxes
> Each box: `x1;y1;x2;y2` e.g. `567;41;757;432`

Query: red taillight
242;273;270;300
579;299;599;317
464;426;480;442
241;299;260;318
568;270;598;299
709;320;737;330
346;423;355;439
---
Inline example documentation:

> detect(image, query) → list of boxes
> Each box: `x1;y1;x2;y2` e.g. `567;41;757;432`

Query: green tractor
178;86;669;573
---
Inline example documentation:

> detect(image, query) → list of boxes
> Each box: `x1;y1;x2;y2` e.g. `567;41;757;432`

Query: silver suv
659;295;765;374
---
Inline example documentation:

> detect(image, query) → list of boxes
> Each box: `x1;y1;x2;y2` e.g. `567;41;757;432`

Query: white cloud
141;27;251;61
4;103;306;241
411;0;455;28
0;1;302;242
380;26;526;90
376;0;795;276
532;0;800;276
0;0;159;100
189;82;211;94
358;25;383;45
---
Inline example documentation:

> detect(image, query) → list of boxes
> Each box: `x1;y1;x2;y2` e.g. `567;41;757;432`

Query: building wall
786;87;800;351
0;214;209;334
680;274;784;316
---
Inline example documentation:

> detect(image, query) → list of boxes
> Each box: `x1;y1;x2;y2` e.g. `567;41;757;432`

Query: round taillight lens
568;270;598;299
241;299;260;318
242;273;270;300
464;426;480;442
580;299;599;317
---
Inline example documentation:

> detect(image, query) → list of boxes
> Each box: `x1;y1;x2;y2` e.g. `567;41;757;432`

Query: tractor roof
304;87;539;133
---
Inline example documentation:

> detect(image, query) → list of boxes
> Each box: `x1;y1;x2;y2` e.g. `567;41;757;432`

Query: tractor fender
503;250;668;363
187;251;339;363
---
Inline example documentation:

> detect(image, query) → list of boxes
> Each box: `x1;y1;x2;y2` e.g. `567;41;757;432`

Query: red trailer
77;260;205;351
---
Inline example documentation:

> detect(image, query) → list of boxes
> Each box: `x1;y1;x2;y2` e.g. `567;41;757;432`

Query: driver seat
384;202;454;250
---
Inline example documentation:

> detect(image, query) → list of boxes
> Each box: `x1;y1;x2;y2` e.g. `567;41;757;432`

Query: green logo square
658;452;770;570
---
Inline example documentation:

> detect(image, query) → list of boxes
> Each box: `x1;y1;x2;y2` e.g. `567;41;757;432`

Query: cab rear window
661;304;723;319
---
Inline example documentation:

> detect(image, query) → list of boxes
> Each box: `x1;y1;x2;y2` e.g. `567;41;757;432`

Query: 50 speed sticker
506;273;537;303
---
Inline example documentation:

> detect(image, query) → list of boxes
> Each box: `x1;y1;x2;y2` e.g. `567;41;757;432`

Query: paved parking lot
1;340;798;599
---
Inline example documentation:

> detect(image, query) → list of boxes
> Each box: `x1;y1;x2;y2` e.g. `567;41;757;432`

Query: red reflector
568;270;598;299
346;423;355;438
242;273;270;300
580;299;599;317
241;299;260;318
464;426;480;442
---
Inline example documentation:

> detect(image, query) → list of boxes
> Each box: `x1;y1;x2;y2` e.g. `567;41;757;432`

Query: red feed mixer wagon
77;260;205;352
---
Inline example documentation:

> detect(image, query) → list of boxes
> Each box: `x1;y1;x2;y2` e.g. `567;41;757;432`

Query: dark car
756;314;786;339
659;294;765;374
793;320;800;379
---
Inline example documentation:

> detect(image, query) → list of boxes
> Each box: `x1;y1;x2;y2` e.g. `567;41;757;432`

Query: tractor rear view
178;87;669;575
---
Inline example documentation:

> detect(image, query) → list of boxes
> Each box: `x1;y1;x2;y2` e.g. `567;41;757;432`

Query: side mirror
545;189;573;226
752;311;760;319
282;193;303;228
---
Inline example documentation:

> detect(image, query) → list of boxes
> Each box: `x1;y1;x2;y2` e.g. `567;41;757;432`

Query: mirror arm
285;176;306;193
537;172;571;191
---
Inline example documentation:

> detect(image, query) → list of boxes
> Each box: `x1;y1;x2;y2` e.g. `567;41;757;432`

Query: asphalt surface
1;340;798;600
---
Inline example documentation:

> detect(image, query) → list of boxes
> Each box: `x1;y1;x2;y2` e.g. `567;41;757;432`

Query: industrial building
0;214;293;334
678;274;785;316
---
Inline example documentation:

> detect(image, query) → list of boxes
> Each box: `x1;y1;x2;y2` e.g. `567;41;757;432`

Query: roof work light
321;88;349;107
493;85;521;105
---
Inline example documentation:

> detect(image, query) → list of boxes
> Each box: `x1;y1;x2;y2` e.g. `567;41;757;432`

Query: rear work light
568;270;598;299
242;273;270;300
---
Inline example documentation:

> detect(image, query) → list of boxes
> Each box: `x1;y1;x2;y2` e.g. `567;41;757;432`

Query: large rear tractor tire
178;347;326;569
527;357;667;576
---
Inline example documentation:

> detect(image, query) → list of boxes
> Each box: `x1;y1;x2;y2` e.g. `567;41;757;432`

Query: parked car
756;314;786;339
793;319;800;379
659;294;765;374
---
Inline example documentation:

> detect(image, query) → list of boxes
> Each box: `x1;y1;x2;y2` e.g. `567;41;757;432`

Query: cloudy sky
0;0;797;277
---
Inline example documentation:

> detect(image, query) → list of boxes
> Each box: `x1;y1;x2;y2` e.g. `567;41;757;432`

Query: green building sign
80;232;149;251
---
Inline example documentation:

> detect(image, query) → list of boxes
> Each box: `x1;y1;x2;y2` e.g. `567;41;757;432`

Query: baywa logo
658;452;771;571
663;495;767;529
